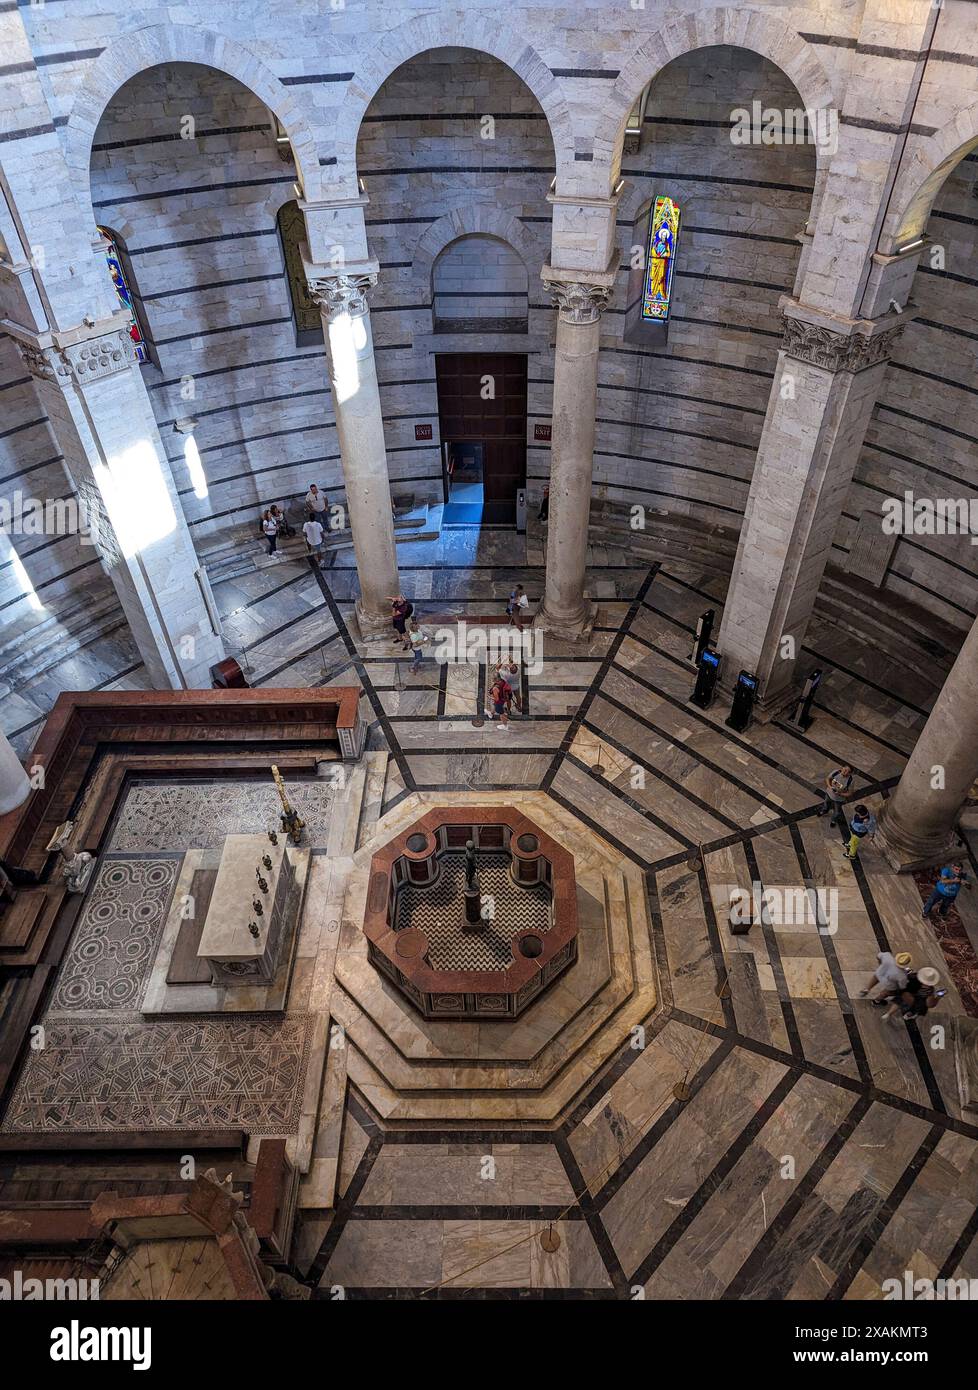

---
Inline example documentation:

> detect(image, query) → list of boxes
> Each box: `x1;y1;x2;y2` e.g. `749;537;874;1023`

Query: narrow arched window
277;201;323;346
97;226;155;365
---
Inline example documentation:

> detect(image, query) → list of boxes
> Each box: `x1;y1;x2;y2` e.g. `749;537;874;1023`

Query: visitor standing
488;677;511;728
493;658;522;715
407;619;429;672
843;804;877;860
538;486;550;523
389;595;413;650
261;509;278;556
507;584;529;632
302;515;326;568
818;764;853;828
305;483;329;523
922;863;971;918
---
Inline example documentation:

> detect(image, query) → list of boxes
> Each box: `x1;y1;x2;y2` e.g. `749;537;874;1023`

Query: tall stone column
0;732;31;817
876;617;978;871
307;268;400;641
13;317;224;689
536;272;613;641
716;300;905;715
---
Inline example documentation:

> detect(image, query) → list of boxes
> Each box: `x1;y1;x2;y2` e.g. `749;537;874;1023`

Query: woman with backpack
388;595;414;650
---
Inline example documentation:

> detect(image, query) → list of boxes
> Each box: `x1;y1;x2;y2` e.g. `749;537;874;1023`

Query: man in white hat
858;950;912;1001
880;966;944;1023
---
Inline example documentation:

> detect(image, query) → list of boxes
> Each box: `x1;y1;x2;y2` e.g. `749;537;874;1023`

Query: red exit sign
415;423;433;441
534;423;552;441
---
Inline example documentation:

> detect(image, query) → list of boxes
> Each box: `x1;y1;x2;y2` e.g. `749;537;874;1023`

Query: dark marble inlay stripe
826;1126;943;1299
629;1069;800;1286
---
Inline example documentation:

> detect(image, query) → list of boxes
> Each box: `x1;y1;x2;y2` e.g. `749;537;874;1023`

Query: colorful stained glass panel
642;195;681;323
98;227;147;362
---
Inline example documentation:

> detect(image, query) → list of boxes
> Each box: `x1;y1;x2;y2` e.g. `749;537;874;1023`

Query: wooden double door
436;353;527;524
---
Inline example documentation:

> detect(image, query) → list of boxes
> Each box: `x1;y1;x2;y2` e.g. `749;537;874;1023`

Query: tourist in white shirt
302;517;326;568
857;950;912;1001
305;484;328;521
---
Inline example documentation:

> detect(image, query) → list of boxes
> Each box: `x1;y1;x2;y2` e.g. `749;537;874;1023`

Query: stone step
0;582;125;694
815;570;958;678
324;758;371;860
196;496;438;585
333;857;621;1066
331;865;658;1123
344;962;657;1125
355;751;389;852
298;1023;349;1212
587;520;736;578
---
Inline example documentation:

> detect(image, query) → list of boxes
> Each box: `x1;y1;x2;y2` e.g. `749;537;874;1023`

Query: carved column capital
15;327;135;388
15;342;64;385
544;278;611;326
780;311;906;373
306;272;378;322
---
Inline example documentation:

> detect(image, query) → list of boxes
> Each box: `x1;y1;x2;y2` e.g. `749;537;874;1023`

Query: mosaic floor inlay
51;859;178;1012
396;850;551;970
1;1015;312;1134
108;780;336;852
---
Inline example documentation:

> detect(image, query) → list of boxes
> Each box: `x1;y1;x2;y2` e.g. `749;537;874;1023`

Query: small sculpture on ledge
252;897;264;917
62;849;95;894
256;867;268;894
272;765;305;845
248;921;260;939
262;853;272;870
45;821;95;895
267;829;279;846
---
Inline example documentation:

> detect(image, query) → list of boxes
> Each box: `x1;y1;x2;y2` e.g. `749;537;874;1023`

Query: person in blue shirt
843;805;876;861
922;863;971;919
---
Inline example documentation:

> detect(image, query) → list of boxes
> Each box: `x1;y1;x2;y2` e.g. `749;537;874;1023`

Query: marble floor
4;522;978;1299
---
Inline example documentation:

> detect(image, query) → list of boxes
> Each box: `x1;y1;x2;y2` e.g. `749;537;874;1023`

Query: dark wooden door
436;353;527;523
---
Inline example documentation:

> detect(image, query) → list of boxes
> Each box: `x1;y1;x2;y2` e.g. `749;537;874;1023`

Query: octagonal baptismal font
362;808;578;1019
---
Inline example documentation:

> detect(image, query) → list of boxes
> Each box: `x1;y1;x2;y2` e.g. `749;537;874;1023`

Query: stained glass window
642;195;681;323
98;227;148;363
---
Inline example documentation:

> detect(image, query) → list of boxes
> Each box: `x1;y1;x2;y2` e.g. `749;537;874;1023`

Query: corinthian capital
306;272;378;322
781;310;906;374
546;279;611;325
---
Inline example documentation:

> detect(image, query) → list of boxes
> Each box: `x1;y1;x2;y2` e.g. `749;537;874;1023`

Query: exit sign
415;423;433;441
534;423;552;441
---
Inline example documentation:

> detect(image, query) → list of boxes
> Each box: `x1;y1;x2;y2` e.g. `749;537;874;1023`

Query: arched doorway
431;234;530;524
355;45;555;530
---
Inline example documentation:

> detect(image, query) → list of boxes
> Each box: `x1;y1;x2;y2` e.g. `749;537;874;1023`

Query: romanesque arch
412;207;543;290
62;23;324;220
327;10;576;198
589;7;842;197
886;100;978;250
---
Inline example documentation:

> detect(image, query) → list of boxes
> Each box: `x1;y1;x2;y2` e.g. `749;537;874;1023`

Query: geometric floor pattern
50;858;178;1012
107;778;338;852
6;528;978;1294
3;781;322;1138
270;531;978;1298
1;1014;312;1134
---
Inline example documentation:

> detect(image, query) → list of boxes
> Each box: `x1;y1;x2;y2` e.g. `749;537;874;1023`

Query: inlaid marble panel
108;779;337;851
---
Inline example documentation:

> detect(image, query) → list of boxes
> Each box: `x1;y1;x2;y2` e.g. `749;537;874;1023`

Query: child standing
843;804;876;860
406;619;428;671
